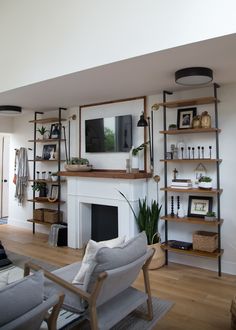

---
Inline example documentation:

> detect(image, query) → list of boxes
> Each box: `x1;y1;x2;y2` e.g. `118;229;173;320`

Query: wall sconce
137;112;153;172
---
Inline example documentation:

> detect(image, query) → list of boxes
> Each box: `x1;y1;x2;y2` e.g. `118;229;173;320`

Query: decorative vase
148;242;165;270
192;115;201;129
201;111;211;128
131;154;139;173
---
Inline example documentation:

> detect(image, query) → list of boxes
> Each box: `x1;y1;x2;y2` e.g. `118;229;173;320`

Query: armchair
0;271;64;330
24;232;154;330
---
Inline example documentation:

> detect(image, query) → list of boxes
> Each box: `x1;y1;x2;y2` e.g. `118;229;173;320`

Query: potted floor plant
119;191;165;269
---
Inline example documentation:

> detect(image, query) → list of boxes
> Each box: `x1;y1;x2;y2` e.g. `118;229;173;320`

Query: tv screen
85;115;132;152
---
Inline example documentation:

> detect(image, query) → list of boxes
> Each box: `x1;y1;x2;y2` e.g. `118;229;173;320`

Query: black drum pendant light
175;67;213;86
0;105;22;114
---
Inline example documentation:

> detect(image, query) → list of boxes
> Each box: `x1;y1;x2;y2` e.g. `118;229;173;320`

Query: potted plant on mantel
131;142;149;172
119;191;165;269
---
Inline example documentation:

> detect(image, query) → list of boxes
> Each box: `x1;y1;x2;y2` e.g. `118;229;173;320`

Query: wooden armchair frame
24;248;154;330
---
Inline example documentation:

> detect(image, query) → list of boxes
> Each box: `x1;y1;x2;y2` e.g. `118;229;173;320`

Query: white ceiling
0;34;236;113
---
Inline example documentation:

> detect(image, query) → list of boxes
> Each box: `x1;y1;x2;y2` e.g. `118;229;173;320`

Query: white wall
0;117;13;133
0;0;236;92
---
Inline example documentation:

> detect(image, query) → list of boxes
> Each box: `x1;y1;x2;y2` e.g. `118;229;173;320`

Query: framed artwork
188;196;213;218
42;144;56;160
177;107;197;129
49;124;60;139
48;184;59;202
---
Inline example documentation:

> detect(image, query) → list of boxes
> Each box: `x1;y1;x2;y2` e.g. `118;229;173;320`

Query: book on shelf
171;180;192;188
172;179;191;183
170;185;192;189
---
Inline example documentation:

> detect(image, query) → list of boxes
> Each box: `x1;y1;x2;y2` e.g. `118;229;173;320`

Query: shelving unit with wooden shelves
159;83;223;276
27;108;67;234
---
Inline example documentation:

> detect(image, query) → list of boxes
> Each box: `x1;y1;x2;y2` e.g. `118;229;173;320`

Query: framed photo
48;184;59;202
188;196;213;218
42;144;56;160
177;107;197;129
49;124;60;139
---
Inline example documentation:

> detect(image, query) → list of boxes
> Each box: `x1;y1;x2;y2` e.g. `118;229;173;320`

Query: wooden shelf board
27;219;52;226
28;159;66;162
27;198;65;204
159;128;221;135
160;159;222;163
28;139;65;143
161;243;223;258
160;187;223;194
161;215;223;226
29;118;66;124
59;170;152;180
28;179;66;183
159;96;218;108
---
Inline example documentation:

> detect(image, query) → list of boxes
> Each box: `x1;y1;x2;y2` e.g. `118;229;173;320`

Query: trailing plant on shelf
132;142;149;156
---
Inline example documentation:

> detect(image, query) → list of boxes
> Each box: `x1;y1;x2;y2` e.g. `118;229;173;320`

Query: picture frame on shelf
49;123;60;139
177;107;197;129
42;144;57;160
188;196;213;218
48;184;59;202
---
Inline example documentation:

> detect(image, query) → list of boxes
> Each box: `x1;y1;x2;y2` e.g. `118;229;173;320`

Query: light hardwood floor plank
0;225;235;329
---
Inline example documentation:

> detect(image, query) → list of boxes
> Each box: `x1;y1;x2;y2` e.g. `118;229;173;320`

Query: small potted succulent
51;172;58;182
36;126;49;139
198;176;212;189
205;211;216;221
168;124;177;130
31;182;48;197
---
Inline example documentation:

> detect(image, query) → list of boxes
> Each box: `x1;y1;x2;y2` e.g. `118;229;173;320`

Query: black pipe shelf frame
159;84;223;276
27;108;67;234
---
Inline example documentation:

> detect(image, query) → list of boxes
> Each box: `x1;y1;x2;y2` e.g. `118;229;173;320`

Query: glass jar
201;111;211;128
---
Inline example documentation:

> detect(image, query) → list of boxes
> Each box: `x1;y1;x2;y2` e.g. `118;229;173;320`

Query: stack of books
171;179;192;189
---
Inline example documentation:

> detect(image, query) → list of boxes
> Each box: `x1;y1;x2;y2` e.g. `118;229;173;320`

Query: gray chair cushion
44;261;86;313
0;271;44;327
85;231;147;293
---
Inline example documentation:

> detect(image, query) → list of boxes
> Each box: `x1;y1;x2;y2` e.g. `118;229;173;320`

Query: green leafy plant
199;176;212;182
67;157;89;165
119;191;162;245
132;141;149;156
206;211;216;217
36;126;48;136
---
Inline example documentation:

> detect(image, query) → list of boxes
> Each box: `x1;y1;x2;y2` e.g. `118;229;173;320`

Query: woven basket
44;209;63;223
33;208;44;221
148;243;165;270
192;231;218;252
231;296;236;330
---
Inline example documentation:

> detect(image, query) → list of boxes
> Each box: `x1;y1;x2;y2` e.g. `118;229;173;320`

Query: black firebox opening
91;204;118;242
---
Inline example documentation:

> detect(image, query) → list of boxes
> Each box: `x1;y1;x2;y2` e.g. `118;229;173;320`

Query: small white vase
131;154;139;173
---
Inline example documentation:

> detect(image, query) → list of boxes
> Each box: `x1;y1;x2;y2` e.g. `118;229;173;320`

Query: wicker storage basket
192;231;218;252
231;296;236;330
33;208;44;221
44;209;63;223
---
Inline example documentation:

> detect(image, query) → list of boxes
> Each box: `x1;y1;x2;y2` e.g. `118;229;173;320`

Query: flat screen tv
85;115;132;152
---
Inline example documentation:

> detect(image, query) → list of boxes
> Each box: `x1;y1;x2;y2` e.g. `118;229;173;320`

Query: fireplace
66;175;148;248
91;204;118;241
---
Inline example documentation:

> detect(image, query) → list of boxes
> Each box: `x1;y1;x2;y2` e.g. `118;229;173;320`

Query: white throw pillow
72;236;125;284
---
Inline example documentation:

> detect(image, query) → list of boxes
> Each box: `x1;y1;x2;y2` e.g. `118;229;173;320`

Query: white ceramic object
198;182;212;189
64;164;93;172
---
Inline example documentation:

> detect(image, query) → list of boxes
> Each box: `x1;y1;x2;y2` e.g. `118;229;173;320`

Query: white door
0;135;10;218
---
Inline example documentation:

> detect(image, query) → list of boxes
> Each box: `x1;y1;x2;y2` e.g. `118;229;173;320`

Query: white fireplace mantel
65;172;150;248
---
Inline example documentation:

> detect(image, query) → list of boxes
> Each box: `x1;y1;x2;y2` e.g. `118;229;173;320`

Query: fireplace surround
65;172;150;248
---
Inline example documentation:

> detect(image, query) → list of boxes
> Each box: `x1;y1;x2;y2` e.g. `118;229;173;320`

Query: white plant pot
131;155;139;173
198;182;212;189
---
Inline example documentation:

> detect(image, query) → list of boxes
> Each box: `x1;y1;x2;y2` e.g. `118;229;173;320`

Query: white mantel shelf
59;170;152;180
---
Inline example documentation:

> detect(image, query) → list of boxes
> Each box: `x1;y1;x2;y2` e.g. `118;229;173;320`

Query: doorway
0;134;10;218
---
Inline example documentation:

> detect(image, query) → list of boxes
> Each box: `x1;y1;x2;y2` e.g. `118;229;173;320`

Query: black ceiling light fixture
0;105;22;114
175;67;213;86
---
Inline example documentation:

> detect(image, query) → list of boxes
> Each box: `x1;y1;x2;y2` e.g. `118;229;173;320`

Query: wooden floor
0;224;235;330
